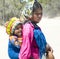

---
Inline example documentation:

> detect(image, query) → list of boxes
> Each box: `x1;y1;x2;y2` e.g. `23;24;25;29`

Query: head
13;23;23;37
31;1;43;23
6;17;23;37
22;0;42;23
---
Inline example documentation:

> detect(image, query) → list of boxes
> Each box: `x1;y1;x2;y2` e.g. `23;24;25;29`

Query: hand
46;44;53;53
9;36;18;47
9;36;18;41
14;41;19;45
13;36;18;41
46;51;55;59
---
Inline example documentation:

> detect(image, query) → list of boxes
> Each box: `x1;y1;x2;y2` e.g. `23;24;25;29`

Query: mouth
37;18;40;21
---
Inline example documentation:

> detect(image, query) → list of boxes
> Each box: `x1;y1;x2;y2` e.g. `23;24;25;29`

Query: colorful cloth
21;1;34;19
19;21;47;59
33;24;47;59
8;36;21;59
9;36;22;48
8;40;20;59
19;21;39;59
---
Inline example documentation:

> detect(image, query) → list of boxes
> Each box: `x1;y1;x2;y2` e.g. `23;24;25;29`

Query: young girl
19;0;54;59
6;17;23;59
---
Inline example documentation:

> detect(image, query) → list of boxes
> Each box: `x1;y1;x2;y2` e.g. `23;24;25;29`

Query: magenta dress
19;22;40;59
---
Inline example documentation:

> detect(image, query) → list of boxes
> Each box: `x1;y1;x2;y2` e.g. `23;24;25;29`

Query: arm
8;41;20;59
39;30;53;53
19;23;31;59
9;36;20;48
9;36;17;45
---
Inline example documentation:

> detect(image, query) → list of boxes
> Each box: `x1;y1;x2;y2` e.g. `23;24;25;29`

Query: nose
19;28;22;31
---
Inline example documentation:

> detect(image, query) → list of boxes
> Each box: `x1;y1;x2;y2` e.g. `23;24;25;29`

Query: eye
35;13;42;15
15;28;18;30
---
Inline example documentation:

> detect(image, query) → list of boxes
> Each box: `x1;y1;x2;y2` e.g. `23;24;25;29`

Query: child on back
6;17;23;59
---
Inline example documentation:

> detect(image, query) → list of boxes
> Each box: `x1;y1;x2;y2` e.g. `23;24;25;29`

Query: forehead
16;24;22;28
34;8;42;13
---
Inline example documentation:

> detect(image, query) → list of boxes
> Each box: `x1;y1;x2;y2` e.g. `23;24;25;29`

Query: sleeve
34;28;47;58
19;23;31;59
8;41;19;59
9;36;20;48
9;36;15;45
10;39;15;44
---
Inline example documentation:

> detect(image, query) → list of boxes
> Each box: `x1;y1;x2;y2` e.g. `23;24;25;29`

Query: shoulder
23;22;34;35
23;21;34;29
23;23;31;34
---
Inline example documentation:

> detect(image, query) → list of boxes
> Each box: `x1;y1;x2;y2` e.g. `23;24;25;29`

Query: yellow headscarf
6;17;20;35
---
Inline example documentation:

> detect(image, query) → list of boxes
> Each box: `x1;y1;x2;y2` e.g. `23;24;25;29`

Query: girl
19;0;53;59
6;17;23;59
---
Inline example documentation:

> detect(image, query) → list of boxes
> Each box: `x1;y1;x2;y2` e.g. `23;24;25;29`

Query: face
32;9;42;23
14;24;22;37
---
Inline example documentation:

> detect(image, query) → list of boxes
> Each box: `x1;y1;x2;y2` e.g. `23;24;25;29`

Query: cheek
33;15;42;23
33;15;37;21
14;30;18;34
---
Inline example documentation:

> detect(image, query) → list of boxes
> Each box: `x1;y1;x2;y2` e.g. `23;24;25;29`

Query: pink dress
19;22;40;59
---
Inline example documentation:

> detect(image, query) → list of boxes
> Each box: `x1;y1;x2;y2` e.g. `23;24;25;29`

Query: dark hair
32;0;42;13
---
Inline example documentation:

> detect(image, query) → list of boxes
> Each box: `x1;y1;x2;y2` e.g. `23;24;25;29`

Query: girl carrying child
19;0;54;59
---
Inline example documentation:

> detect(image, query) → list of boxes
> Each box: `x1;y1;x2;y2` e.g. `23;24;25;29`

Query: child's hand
14;41;20;48
18;38;22;46
9;36;18;46
9;36;18;41
14;41;19;45
13;36;18;41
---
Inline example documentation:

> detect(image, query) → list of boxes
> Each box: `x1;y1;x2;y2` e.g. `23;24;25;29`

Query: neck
30;18;36;25
31;17;37;24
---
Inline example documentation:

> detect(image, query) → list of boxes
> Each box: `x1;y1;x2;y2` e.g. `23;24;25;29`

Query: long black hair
32;0;42;13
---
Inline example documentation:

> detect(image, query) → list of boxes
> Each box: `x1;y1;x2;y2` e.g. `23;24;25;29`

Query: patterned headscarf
21;0;34;19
